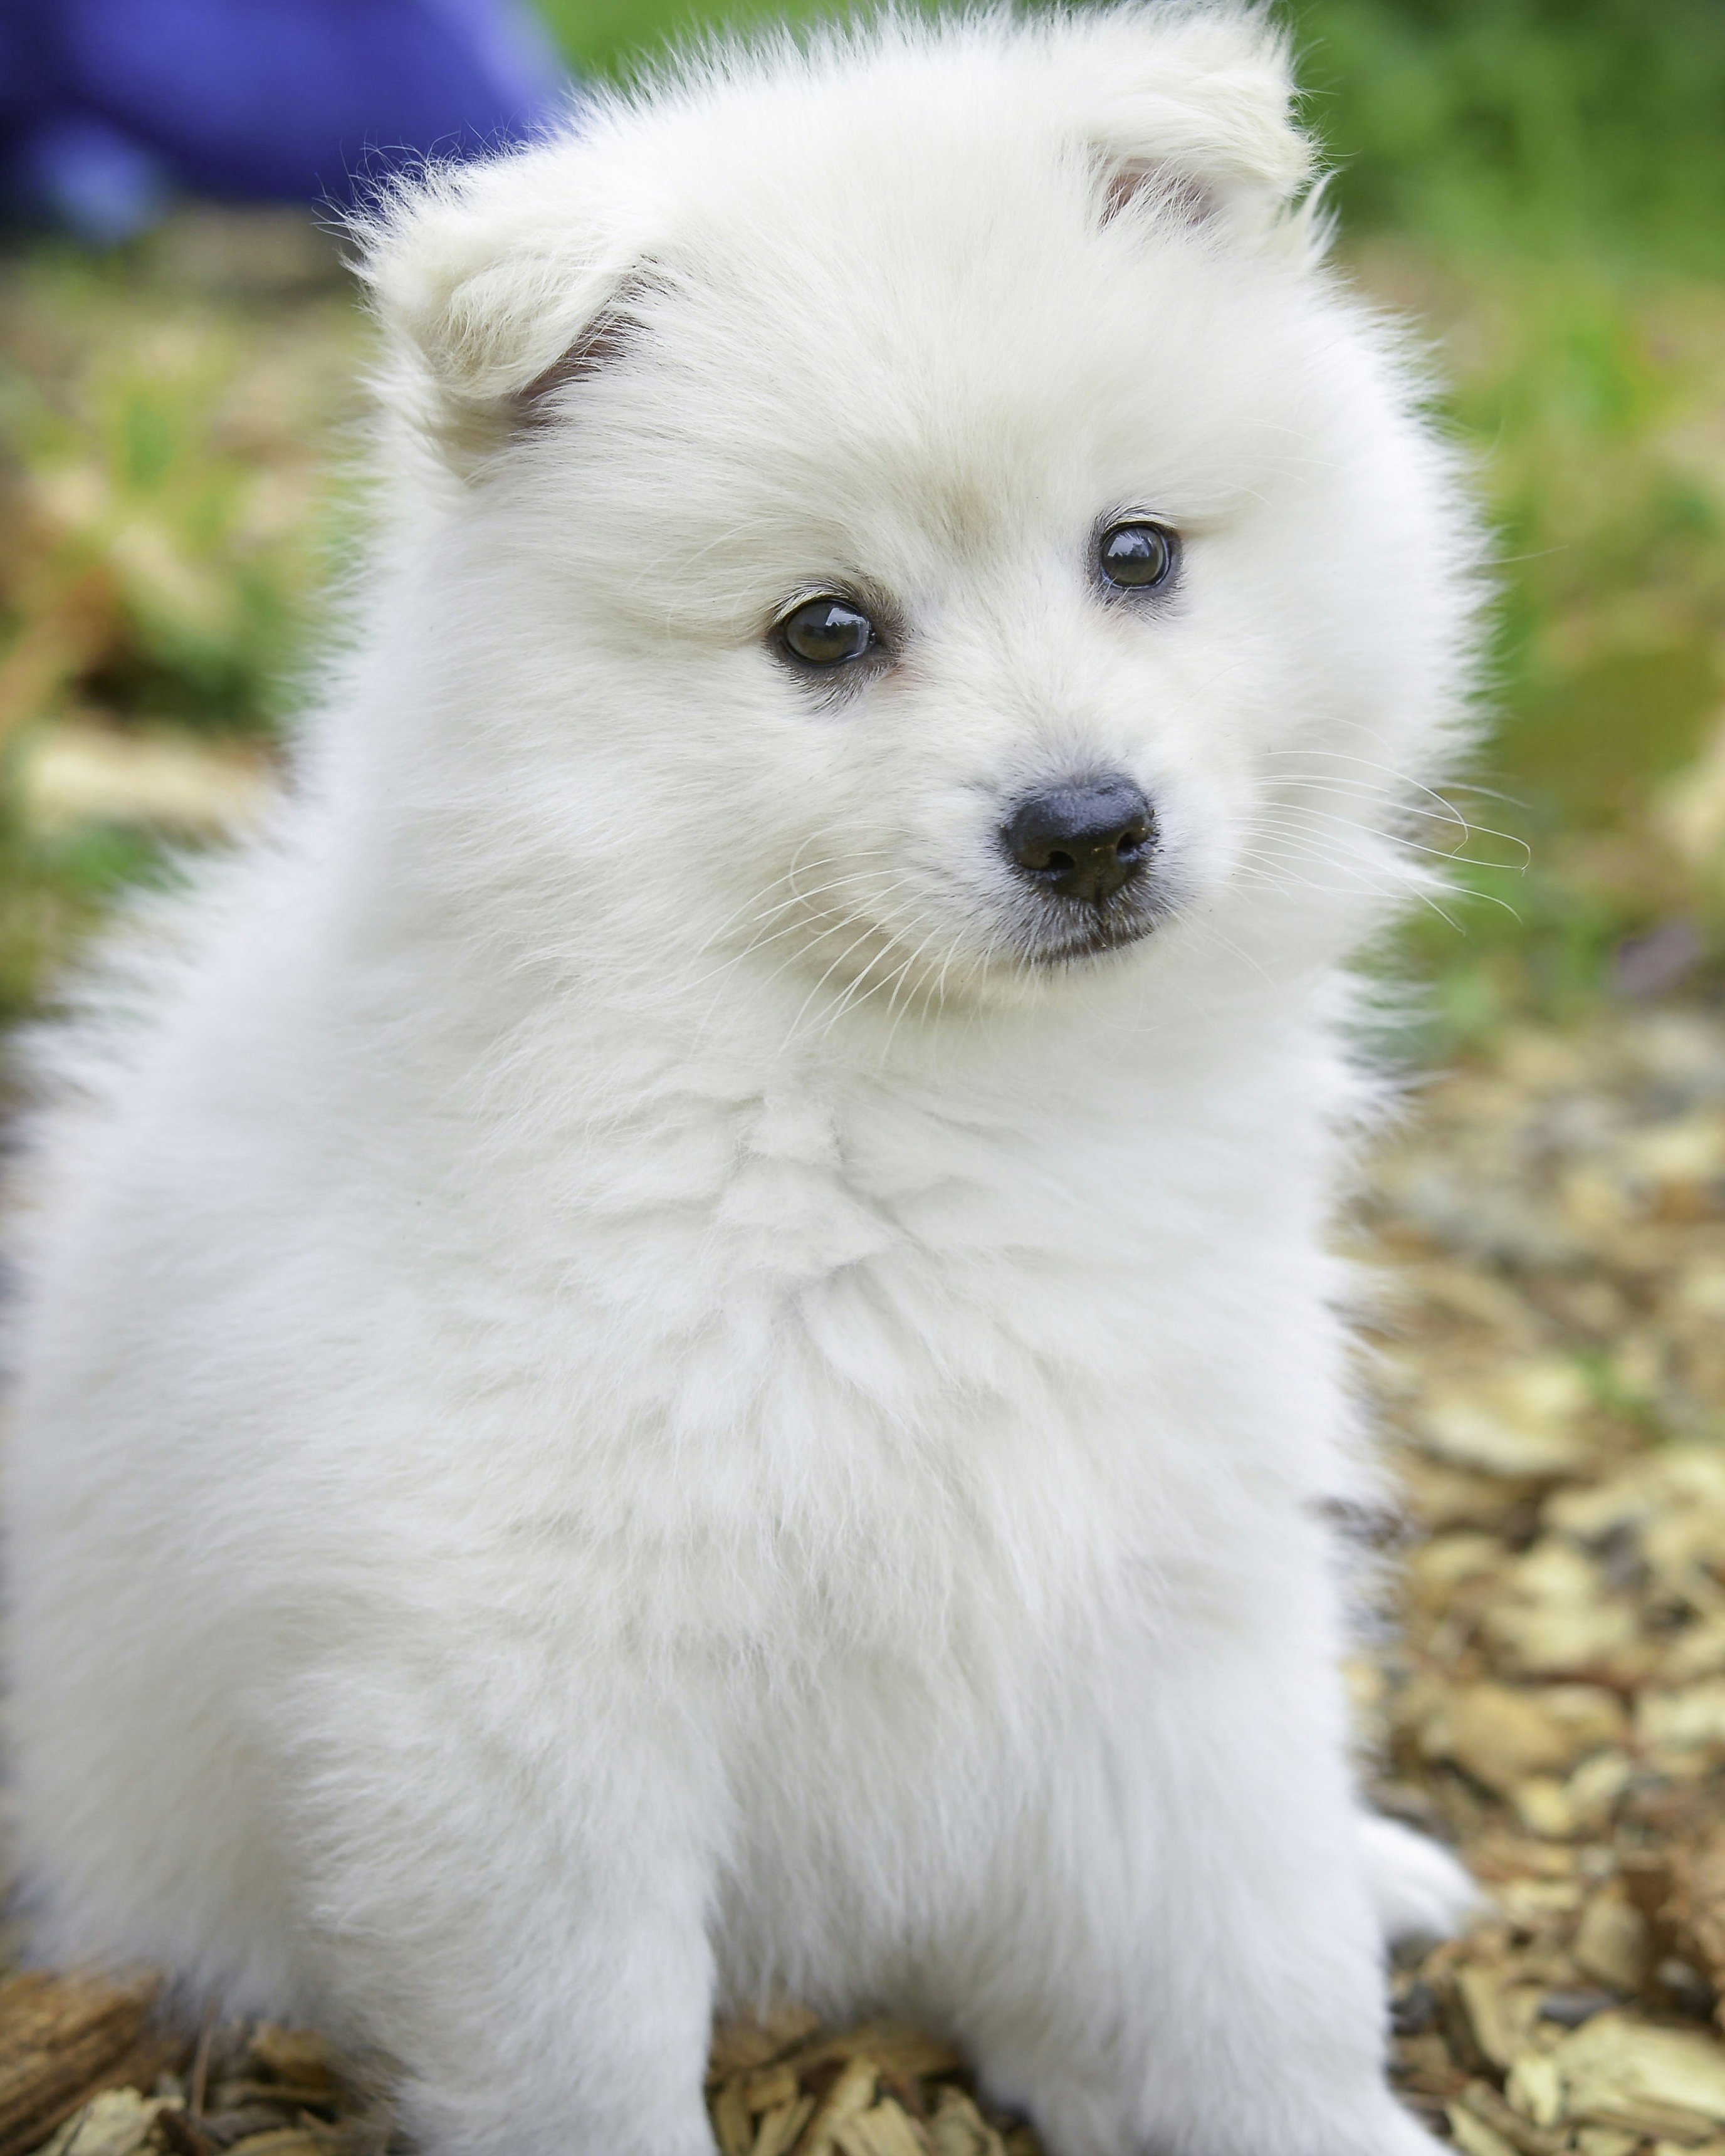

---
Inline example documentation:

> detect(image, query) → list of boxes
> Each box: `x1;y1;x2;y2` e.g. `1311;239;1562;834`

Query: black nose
1002;778;1155;904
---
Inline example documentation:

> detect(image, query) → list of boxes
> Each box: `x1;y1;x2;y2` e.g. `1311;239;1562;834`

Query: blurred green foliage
541;0;1725;284
1298;0;1725;274
0;0;1720;1040
1381;248;1725;1043
1310;0;1725;1055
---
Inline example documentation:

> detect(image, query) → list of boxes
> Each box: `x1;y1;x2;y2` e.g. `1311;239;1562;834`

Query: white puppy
4;9;1481;2153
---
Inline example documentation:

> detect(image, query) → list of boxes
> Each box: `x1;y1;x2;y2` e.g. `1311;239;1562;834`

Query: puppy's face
378;16;1468;1012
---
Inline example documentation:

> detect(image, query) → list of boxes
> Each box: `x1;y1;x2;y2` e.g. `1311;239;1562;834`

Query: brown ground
4;1001;1725;2156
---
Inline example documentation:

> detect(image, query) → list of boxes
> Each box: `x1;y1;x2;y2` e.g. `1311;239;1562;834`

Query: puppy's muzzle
1001;777;1155;906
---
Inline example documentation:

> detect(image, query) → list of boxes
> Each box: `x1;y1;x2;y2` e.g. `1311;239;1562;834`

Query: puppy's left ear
1070;7;1318;248
356;136;648;473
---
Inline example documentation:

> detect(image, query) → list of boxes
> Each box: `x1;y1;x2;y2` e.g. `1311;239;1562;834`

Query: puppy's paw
1360;1812;1482;1945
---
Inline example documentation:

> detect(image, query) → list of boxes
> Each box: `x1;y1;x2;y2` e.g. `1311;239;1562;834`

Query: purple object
0;0;564;238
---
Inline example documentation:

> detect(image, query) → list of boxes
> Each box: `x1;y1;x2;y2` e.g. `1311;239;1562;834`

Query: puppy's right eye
779;598;878;668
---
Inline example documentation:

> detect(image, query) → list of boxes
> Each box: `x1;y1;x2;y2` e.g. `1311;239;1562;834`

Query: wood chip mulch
6;1005;1725;2155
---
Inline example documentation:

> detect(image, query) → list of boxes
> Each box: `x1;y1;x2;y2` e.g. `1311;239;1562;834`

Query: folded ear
1069;6;1317;246
355;136;648;471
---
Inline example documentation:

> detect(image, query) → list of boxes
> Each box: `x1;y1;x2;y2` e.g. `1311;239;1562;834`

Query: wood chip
1455;2077;1567;2155
1447;2099;1520;2156
800;2059;881;2156
740;2066;800;2117
0;1972;184;2156
1637;1680;1725;1768
1420;1682;1626;1794
829;2103;932;2156
1669;1823;1725;2028
1573;1885;1654;1994
238;2031;337;2094
221;2135;335;2156
1454;1969;1546;2072
31;2088;170;2156
926;2089;1008;2156
709;2006;825;2085
1552;2013;1725;2138
791;2031;963;2087
713;2073;755;2156
752;2095;817;2156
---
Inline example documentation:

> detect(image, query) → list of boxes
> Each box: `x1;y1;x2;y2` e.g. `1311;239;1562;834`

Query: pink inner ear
512;271;661;424
1099;157;1215;229
511;310;639;424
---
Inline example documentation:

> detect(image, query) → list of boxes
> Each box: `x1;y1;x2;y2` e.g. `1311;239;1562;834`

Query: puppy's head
361;7;1475;1017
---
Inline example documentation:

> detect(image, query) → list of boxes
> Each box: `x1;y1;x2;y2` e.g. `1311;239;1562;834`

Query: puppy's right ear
1070;6;1318;251
356;141;646;472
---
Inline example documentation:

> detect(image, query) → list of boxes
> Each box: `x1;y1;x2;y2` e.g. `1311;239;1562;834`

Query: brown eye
779;597;877;667
1099;521;1178;590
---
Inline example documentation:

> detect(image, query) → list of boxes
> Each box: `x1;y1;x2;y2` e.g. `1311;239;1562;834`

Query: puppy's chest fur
427;1041;1350;1669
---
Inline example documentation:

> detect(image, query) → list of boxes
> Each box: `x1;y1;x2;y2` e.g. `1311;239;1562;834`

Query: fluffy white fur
4;9;1483;2153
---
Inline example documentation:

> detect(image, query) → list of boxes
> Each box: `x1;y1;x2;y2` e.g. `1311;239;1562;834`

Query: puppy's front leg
943;1606;1444;2156
291;1662;722;2156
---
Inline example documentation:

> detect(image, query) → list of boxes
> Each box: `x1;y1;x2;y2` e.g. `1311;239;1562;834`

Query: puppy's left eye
779;598;878;667
1099;521;1179;591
